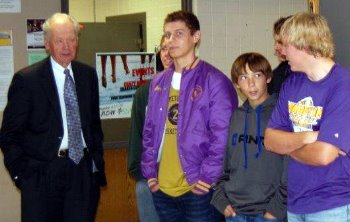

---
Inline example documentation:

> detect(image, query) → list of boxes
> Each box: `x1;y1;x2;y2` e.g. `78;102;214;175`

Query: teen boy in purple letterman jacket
141;10;238;222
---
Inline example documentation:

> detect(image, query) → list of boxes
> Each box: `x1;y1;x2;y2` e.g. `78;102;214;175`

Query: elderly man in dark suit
0;13;106;222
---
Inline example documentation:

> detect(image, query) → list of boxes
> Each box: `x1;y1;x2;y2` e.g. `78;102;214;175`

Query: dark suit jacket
0;57;107;186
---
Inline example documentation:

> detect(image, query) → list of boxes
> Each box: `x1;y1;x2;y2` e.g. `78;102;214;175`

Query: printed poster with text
96;52;156;119
26;19;45;49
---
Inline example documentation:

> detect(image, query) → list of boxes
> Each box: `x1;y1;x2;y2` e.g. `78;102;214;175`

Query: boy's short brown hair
231;52;272;84
273;16;292;36
164;10;200;35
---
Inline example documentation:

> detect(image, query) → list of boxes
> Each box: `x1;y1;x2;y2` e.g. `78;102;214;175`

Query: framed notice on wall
26;19;45;49
96;52;156;119
0;0;21;13
0;30;14;111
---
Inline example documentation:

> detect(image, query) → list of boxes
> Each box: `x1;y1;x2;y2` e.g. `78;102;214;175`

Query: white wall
69;0;181;52
70;0;308;76
194;0;307;77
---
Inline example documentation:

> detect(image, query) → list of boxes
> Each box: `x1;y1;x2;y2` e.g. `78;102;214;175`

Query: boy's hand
147;178;159;193
263;212;276;219
191;180;210;195
224;205;236;217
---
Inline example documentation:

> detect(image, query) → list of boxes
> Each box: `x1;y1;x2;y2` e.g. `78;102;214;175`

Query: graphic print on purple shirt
168;104;178;125
288;96;323;132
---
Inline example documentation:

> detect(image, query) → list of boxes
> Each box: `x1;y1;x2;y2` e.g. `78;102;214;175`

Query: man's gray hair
43;13;80;39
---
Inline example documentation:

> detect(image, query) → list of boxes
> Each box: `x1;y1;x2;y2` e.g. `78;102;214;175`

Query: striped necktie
64;68;84;164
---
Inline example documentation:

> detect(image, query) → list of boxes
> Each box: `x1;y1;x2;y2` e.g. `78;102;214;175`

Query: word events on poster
96;52;156;119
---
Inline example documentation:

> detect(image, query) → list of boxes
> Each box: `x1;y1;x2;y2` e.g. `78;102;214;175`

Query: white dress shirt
50;57;87;150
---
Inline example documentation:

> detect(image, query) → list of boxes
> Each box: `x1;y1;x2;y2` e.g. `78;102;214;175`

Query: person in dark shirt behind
268;16;292;95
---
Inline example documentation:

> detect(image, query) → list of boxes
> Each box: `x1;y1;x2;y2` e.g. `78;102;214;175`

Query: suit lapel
71;62;87;129
39;58;62;122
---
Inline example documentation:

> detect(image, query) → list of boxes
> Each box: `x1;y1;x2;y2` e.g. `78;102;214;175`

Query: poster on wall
96;52;156;119
0;30;12;46
28;50;47;65
0;30;14;111
0;0;20;13
26;19;45;49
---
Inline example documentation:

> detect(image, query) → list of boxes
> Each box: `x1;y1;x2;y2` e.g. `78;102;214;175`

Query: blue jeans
152;189;221;222
136;179;159;222
287;204;350;222
226;214;283;222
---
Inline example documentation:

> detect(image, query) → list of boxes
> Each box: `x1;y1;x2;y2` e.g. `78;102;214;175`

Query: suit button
58;137;62;140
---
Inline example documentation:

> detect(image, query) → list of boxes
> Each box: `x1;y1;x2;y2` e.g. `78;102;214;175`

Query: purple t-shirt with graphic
268;64;350;214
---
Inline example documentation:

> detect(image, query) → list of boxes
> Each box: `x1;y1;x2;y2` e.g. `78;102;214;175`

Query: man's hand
263;212;276;219
224;205;236;218
147;178;159;193
191;180;210;195
338;149;347;156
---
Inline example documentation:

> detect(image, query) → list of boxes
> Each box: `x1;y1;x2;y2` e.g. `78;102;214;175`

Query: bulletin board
0;0;61;114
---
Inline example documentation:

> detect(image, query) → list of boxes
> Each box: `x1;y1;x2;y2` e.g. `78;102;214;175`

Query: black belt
57;148;88;158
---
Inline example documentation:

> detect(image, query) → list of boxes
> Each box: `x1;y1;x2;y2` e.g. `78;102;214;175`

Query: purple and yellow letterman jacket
141;60;238;186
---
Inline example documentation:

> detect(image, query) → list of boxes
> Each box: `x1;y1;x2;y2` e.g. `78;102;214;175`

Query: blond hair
281;12;334;59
